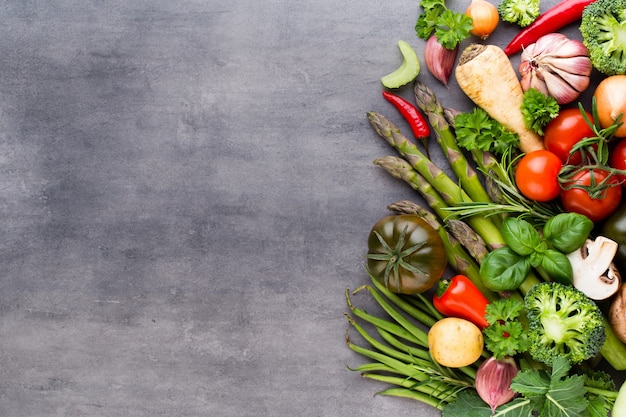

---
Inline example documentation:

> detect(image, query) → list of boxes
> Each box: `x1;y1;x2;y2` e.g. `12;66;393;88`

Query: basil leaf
502;217;541;256
480;247;530;291
540;250;573;285
544;213;594;253
529;251;544;268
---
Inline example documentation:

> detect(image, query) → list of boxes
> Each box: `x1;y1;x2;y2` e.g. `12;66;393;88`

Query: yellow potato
428;317;484;368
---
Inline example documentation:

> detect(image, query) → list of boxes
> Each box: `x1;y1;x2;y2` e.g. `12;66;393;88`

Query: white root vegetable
455;43;545;154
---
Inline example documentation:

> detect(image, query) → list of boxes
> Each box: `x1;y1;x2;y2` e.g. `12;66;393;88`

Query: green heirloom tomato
601;202;626;273
367;214;447;294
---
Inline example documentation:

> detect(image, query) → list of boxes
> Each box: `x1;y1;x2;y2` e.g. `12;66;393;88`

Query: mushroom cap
567;237;621;301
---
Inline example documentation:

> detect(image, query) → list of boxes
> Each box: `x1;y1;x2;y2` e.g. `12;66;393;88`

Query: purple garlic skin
475;356;519;413
424;35;458;87
519;33;592;105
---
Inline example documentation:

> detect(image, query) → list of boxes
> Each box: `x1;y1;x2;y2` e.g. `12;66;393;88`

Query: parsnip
455;43;545;154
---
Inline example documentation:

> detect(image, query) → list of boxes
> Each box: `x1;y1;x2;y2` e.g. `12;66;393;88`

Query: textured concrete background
0;1;613;416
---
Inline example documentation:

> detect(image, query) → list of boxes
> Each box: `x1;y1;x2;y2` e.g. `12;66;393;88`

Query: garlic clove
541;70;582;104
424;35;458;87
551;66;591;93
541;56;593;76
475;356;519;413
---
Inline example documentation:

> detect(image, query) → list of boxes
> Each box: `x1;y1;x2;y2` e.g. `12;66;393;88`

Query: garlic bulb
519;33;592;105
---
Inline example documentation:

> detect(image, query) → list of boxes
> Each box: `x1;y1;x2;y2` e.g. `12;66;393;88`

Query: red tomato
544;108;595;165
561;169;622;222
515;150;563;202
610;138;626;187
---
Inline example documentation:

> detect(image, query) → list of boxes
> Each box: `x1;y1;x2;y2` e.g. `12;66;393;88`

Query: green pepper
432;274;490;329
600;203;626;273
367;214;447;295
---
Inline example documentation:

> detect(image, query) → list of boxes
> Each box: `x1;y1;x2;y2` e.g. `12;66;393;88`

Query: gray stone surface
0;1;614;416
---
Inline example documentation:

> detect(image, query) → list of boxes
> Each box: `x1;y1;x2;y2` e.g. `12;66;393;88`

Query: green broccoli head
580;0;626;76
524;282;606;366
498;0;540;27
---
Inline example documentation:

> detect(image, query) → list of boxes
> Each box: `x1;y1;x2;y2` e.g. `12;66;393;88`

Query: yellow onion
465;0;499;40
475;356;519;413
519;33;592;105
594;75;626;138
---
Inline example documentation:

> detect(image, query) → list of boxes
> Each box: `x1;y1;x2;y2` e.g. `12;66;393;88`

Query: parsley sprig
483;297;529;359
415;0;473;50
454;108;520;156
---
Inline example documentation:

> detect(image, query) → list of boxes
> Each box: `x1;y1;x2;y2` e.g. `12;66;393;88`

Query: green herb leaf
480;247;531;292
484;320;529;358
540;250;573;285
441;390;492;417
435;9;473;49
543;213;594;253
485;297;525;323
502;217;541;256
511;357;591;417
454;108;519;156
521;88;560;136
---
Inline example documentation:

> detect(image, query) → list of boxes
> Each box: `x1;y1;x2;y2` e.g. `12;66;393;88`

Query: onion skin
594;75;626;138
465;0;499;40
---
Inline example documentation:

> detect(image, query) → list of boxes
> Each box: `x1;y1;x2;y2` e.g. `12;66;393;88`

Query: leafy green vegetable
479;247;530;292
484;297;529;359
454;108;519;156
543;213;594;253
511;357;590;417
435;9;473;50
521;88;560;136
415;0;472;50
480;214;590;290
442;390;533;416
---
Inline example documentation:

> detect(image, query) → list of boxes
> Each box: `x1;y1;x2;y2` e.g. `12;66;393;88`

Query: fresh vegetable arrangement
347;0;626;415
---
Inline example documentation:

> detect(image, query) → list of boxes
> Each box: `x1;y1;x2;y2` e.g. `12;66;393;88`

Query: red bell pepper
433;274;490;329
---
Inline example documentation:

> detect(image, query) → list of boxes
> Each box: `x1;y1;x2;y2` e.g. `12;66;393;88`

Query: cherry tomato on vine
561;169;622;222
609;138;626;187
515;150;563;202
543;108;595;165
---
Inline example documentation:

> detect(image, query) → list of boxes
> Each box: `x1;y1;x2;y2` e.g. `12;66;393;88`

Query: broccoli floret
498;0;540;27
580;0;626;76
524;282;606;366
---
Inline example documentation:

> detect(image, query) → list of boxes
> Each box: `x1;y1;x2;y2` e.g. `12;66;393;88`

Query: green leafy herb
415;0;472;50
454;108;519;156
521;88;560;136
484;297;529;359
480;213;592;291
441;390;533;417
511;357;590;417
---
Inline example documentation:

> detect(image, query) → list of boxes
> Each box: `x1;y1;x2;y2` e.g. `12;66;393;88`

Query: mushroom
610;283;626;344
566;236;621;301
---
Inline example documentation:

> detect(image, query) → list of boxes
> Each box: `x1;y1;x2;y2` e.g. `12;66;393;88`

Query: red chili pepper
381;90;430;140
433;275;490;329
503;0;596;56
